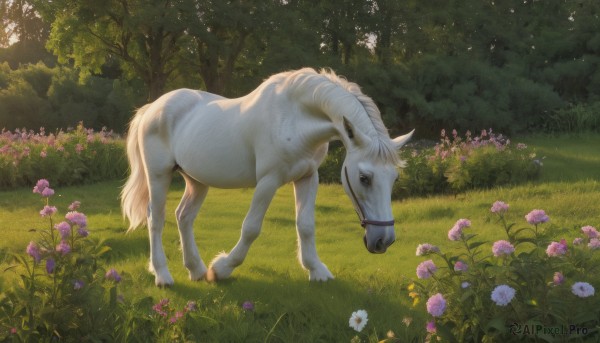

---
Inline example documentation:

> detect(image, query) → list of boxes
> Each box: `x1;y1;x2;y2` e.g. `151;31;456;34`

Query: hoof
206;267;218;283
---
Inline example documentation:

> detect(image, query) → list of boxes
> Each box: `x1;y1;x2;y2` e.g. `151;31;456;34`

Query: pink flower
153;299;169;317
33;179;50;194
416;243;440;256
242;301;254;311
525;209;549;225
492;240;515;257
546;240;568;257
56;241;71;255
105;268;122;283
491;201;509;214
40;150;47;158
26;241;41;263
588;238;600;250
40;205;57;217
426;293;446;317
65;211;87;228
581;226;598;239
448;219;471;241
77;228;89;237
553;272;564;285
426;320;436;333
573;237;584;245
454;260;468;272
41;187;54;197
416;260;437;279
54;221;71;239
75;143;84;154
68;201;81;211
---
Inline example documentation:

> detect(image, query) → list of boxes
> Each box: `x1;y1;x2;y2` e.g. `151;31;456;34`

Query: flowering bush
0;123;126;189
409;202;600;341
396;129;542;197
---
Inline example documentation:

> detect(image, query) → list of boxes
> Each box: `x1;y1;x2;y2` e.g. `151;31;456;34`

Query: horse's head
341;128;414;254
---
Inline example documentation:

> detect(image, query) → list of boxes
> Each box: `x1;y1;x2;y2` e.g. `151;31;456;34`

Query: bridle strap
343;167;395;228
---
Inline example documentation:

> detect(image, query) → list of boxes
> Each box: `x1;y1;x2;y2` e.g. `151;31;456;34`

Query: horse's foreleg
176;175;209;281
207;177;279;281
293;173;334;281
147;174;174;287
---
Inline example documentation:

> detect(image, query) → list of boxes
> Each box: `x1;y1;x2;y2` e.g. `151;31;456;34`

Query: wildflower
461;282;471;288
490;201;509;214
589;238;600;250
68;201;81;211
448;218;471;241
387;330;396;338
553;272;564;286
41;187;55;197
581;226;598;239
426;293;446;317
65;211;87;228
40;150;47;158
242;301;254;311
46;258;55;274
525;209;549;225
10;328;17;335
491;285;516;306
416;260;437;279
75;143;84;154
402;317;412;327
153;299;169;317
74;280;84;290
516;143;528;150
105;268;122;283
33;179;49;194
40;205;57;217
454;260;468;272
77;228;89;237
492;240;515;257
573;237;584;245
56;241;71;256
349;310;368;332
426;320;436;333
55;221;71;239
546;240;568;257
26;241;41;263
416;243;440;256
185;301;198;312
571;282;595;298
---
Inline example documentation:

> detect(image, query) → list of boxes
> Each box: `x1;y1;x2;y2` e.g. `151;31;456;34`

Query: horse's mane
272;68;400;166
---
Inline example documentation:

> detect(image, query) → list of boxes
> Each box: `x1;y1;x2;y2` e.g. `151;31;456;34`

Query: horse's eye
359;173;371;186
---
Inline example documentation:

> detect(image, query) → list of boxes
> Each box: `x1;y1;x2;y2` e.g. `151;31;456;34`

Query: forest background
1;0;600;137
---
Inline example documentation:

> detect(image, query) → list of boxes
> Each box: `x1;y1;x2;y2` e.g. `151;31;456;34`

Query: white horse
121;68;413;287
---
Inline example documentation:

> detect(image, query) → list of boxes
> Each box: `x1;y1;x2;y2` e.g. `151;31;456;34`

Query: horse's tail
121;104;151;232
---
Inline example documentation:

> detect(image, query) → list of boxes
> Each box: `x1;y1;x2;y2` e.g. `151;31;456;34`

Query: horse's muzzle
363;232;395;254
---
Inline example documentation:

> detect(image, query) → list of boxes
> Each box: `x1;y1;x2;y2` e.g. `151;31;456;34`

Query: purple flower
68;201;81;211
573;237;584;246
553;272;564;286
492;240;515;257
40;205;57;217
26;241;41;263
589;238;600;250
242;301;254;311
65;211;87;228
41;187;55;197
491;201;509;214
105;268;122;283
33;179;49;194
74;280;84;290
416;260;437;279
54;221;71;239
454;260;468;272
546;240;568;257
56;241;71;256
426;320;436;333
525;209;549;225
571;282;595;298
416;243;440;256
153;299;169;317
77;228;89;237
426;293;446;317
581;226;598;239
448;218;471;241
491;285;516;306
46;258;55;274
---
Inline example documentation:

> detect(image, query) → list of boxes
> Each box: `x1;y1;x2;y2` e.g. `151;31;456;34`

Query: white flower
491;285;516;306
349;310;368;332
571;282;595;298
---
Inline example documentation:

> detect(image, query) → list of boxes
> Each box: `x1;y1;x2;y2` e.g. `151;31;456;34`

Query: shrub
0;123;127;189
409;201;600;341
395;129;542;198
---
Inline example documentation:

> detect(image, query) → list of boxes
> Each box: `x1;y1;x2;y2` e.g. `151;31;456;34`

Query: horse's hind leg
147;171;174;287
176;173;209;281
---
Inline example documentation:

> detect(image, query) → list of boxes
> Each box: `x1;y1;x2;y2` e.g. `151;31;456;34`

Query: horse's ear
392;129;415;150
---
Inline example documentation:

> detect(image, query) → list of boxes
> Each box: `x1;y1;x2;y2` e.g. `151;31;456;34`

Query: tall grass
1;134;599;341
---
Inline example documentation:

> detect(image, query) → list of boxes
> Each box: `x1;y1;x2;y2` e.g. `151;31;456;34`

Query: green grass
1;134;599;341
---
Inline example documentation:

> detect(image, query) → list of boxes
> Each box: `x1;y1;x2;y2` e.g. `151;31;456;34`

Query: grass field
1;134;599;341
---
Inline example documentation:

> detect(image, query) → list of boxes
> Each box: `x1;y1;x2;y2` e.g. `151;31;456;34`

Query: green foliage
410;203;600;341
395;129;541;197
0;123;127;189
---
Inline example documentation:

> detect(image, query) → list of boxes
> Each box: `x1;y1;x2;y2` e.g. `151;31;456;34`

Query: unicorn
121;68;413;286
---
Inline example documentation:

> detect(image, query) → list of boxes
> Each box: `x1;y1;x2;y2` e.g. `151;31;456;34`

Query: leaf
468;241;487;250
436;322;459;343
484;317;507;334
